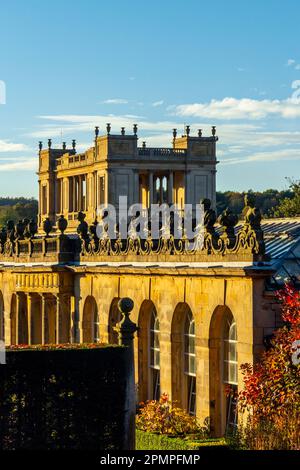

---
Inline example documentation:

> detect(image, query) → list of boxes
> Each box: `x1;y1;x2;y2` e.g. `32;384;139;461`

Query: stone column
132;170;139;205
84;175;87;211
95;172;98;208
41;294;45;345
168;171;174;205
63;177;68;213
73;176;76;213
55;294;61;344
68;177;72;212
26;293;32;345
115;298;138;451
78;175;82;211
148;172;153;208
185;170;191;205
15;293;20;345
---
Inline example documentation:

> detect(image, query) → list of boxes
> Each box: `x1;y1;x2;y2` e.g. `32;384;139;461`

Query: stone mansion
0;124;299;437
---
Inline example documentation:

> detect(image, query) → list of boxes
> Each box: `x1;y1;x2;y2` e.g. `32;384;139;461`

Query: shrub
235;284;300;450
136;393;208;437
136;430;228;451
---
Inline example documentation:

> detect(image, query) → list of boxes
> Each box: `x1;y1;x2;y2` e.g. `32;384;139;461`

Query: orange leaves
136;395;206;437
239;284;300;422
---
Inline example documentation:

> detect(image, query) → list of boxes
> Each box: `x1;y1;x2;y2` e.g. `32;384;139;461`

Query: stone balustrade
0;195;267;264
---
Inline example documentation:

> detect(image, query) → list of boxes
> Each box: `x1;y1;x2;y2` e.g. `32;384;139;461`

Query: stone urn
0;227;6;245
28;219;38;238
57;214;68;234
15;219;25;239
23;218;31;239
77;211;89;239
6;220;15;241
43;217;53;237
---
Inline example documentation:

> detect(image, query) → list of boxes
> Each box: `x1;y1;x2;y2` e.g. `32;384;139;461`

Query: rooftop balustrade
0;196;267;264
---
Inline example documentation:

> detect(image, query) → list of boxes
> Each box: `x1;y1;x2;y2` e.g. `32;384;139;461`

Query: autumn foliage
237;284;300;449
136;393;207;437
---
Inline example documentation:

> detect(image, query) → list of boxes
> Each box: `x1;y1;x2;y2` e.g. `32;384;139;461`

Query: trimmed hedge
136;430;228;450
0;346;132;450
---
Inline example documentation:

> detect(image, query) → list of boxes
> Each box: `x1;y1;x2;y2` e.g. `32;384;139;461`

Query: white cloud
101;98;128;104
0;140;30;152
222;148;300;165
152;100;164;107
287;59;296;66
29;114;188;138
0;158;37;171
173;96;300;120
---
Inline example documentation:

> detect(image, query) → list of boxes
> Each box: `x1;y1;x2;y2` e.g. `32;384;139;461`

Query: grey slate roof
260;218;300;287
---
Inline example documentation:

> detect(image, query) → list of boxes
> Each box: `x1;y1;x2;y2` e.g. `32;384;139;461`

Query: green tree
272;180;300;217
0;199;38;226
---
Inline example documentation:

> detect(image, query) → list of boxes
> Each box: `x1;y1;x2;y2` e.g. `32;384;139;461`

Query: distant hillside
0;198;38;226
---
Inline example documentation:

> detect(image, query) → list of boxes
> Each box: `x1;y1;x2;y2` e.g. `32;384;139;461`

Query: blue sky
1;0;300;197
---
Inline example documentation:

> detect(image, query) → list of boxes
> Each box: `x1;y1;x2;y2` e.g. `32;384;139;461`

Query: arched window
150;312;160;400
223;319;237;385
184;315;196;415
223;317;238;431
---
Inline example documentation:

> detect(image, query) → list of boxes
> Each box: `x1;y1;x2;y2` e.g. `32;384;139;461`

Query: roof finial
38;141;43;151
198;129;202;137
185;125;190;137
173;128;177;139
121;127;125;135
95;126;99;138
212;125;216;137
133;123;138;135
106;123;111;135
48;139;52;149
72;139;76;150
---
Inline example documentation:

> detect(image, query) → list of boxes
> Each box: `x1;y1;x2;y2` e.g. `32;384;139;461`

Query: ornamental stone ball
118;297;134;314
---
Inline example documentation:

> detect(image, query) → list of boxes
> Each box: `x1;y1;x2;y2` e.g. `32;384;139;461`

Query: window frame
149;310;160;400
184;314;196;415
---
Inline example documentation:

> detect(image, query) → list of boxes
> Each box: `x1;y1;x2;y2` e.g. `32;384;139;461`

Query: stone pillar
55;294;61;344
73;176;76;213
168;171;174;205
83;175;87;211
115;298;138;450
134;170;139;205
95;172;98;208
26;293;32;345
78;175;82;211
41;294;45;345
74;295;82;343
185;170;191;205
160;177;163;204
196;339;210;428
15;293;20;345
60;179;63;214
148;172;153;208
